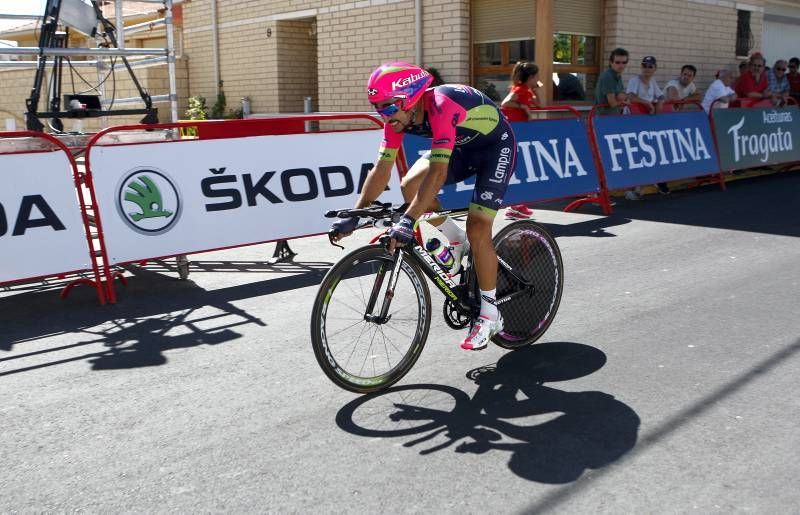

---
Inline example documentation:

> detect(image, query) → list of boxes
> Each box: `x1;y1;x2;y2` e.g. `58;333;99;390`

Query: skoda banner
1;151;90;283
402;119;599;210
593;110;720;189
88;130;402;265
712;106;800;170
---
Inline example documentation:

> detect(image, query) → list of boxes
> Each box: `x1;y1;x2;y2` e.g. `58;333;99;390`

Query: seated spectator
702;67;738;112
626;55;665;114
733;61;749;92
501;61;541;122
500;61;540;219
594;47;630;115
788;57;800;102
768;59;791;106
736;52;772;101
625;55;668;198
557;73;586;101
664;64;701;109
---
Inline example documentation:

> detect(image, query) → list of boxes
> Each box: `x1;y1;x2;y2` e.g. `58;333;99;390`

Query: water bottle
426;237;455;270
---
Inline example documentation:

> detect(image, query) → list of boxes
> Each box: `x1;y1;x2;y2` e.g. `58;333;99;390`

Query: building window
552;34;600;103
473;39;535;101
736;10;753;57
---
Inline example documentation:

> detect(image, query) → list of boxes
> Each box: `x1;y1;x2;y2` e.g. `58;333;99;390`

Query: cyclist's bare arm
355;159;394;209
404;161;448;220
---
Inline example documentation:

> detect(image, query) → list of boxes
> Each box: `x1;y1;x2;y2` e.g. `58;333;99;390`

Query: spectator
500;61;540;220
736;52;771;101
501;61;541;122
702;66;738;113
664;64;701;109
626;55;665;115
788;57;800;103
733;61;750;92
626;56;669;197
557;73;586;101
767;59;791;106
594;48;630;115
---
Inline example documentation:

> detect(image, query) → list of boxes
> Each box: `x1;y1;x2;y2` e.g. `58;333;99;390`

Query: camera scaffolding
0;0;179;132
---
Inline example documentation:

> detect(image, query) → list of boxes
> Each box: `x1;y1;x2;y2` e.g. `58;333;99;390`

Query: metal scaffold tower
0;0;178;132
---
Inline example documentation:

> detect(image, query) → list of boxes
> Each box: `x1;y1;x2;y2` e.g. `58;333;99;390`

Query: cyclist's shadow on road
336;342;640;484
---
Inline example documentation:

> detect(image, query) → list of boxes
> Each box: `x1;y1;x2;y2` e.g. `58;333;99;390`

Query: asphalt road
1;171;799;513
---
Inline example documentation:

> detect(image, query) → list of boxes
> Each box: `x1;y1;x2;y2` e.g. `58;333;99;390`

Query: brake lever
328;231;344;250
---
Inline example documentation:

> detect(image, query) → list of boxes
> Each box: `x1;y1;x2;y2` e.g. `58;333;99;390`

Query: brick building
179;0;797;115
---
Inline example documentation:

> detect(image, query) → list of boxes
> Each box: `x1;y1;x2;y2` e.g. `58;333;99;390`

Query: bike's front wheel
491;220;564;349
311;245;431;394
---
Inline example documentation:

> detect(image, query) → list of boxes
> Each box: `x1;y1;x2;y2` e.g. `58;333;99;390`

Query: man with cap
624;55;668;198
626;55;665;115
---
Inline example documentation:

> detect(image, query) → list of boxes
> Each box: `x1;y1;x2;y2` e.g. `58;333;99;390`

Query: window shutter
472;0;536;43
554;0;602;35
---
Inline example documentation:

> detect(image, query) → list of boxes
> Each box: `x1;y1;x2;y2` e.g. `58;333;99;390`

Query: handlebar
324;201;407;220
327;201;409;248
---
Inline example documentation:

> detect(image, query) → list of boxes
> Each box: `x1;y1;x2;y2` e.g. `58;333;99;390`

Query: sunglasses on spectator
373;100;402;118
775;67;786;72
642;64;656;69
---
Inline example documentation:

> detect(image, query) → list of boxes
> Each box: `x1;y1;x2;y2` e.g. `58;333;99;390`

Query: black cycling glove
330;216;359;238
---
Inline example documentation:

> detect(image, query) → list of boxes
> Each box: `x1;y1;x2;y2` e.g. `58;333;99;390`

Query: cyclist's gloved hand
387;215;416;246
330;216;359;240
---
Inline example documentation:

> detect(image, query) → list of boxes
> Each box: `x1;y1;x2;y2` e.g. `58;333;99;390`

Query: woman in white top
702;67;738;113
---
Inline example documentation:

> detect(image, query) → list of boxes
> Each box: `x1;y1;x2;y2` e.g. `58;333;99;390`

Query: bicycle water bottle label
426;237;455;270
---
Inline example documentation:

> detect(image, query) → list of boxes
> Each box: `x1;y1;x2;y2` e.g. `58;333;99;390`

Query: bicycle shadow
336;342;640;484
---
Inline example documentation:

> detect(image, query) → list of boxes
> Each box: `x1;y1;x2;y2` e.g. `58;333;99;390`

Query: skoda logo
116;167;181;235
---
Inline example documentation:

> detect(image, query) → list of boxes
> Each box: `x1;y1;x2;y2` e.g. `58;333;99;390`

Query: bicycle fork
363;249;405;325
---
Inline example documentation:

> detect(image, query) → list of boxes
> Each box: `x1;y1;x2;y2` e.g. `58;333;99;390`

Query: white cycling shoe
448;240;470;276
460;314;504;351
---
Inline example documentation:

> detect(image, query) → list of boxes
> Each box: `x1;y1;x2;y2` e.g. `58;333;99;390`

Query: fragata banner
711;106;800;170
593;111;720;189
402;119;600;210
1;151;90;283
88;130;403;264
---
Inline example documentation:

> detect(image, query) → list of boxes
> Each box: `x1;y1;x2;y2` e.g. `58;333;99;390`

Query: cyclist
330;61;517;351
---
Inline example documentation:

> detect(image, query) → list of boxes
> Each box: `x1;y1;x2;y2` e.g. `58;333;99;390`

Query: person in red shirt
788;57;800;103
500;61;540;219
735;52;772;102
501;61;541;122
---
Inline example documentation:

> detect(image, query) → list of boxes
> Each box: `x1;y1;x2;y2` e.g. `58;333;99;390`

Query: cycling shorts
420;128;516;217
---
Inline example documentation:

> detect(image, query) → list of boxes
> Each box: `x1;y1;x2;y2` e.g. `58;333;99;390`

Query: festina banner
402;119;600;210
593;111;720;189
712;106;800;170
1;151;90;283
88;130;403;265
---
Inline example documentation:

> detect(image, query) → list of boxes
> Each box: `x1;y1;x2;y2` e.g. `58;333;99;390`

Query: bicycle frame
366;233;536;325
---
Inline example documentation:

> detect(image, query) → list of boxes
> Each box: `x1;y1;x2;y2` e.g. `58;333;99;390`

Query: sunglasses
642;64;656;69
373;100;401;118
775;67;787;72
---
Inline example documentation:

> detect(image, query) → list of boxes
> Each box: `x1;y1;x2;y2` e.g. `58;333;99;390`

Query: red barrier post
0;131;106;304
565;104;615;215
516;105;614;215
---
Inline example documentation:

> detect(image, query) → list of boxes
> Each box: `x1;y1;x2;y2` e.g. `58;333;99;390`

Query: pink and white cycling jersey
377;84;509;165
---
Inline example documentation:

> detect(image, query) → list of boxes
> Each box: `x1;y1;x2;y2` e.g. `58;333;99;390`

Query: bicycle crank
443;299;471;329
